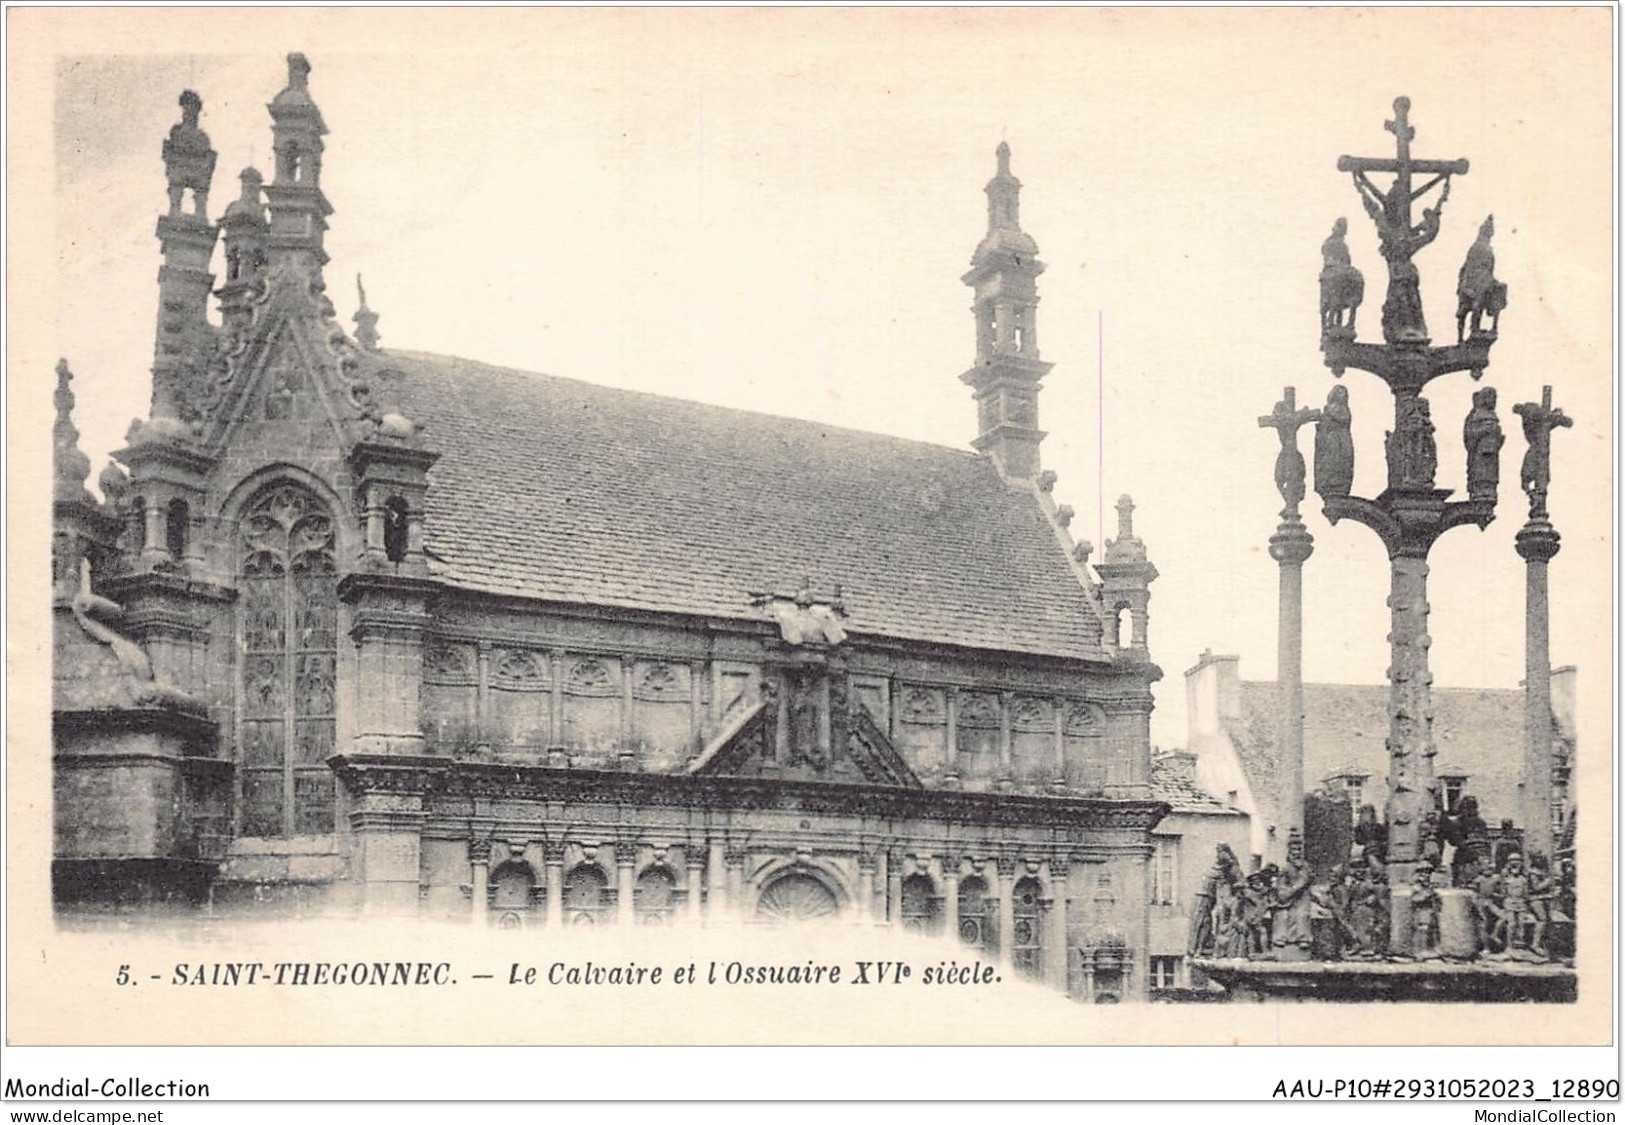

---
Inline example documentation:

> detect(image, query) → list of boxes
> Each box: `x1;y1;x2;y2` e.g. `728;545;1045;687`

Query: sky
19;7;1614;751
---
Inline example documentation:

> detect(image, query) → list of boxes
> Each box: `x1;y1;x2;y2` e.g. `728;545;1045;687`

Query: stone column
856;852;877;923
543;840;565;929
993;857;1015;967
996;691;1014;789
469;838;491;922
707;841;728;922
1516;522;1561;862
725;848;747;922
615;840;637;925
942;865;960;943
1045;859;1069;993
886;850;903;925
686;852;705;923
1269;519;1314;864
1385;553;1435;889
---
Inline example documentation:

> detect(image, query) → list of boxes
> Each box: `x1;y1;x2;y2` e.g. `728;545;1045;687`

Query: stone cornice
54;707;218;743
102;571;238;606
346;439;440;477
329;753;1170;831
53;750;233;782
337;571;443;604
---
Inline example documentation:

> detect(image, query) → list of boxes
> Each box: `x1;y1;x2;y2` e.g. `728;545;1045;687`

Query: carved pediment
687;696;922;789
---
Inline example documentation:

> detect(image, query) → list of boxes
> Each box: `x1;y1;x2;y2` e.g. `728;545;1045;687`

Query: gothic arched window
239;483;338;837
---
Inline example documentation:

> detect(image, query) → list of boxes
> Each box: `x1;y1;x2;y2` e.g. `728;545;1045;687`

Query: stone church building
52;55;1166;1002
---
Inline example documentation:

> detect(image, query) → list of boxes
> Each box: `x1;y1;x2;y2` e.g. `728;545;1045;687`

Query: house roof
1231;680;1540;825
1150;751;1241;815
374;351;1106;661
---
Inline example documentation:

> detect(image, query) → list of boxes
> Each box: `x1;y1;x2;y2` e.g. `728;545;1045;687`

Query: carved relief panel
1062;702;1108;794
898;686;948;780
562;656;621;768
955;691;1000;783
1010;695;1056;786
488;647;549;756
630;660;691;772
422;640;477;751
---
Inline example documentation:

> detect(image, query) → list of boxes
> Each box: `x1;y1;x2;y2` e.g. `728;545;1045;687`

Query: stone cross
1338;97;1470;237
1513;385;1573;521
1258;386;1321;520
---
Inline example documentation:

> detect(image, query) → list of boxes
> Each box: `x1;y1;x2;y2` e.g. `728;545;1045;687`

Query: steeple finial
353;273;381;351
1115;494;1136;539
54;360;93;503
986;142;1021;232
266;51;333;267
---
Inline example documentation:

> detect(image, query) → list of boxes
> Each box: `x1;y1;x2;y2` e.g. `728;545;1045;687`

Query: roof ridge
381;348;988;460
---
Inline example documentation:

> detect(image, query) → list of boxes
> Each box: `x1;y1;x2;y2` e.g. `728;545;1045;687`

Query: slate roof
374;352;1105;661
1231;681;1537;825
1150;751;1242;815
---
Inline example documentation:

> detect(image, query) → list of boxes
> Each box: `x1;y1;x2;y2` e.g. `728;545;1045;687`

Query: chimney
1184;649;1241;738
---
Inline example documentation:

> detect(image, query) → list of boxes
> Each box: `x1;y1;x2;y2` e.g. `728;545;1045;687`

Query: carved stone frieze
491;648;547;688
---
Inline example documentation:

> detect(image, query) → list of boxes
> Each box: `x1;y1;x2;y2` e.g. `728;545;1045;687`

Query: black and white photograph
5;4;1616;1109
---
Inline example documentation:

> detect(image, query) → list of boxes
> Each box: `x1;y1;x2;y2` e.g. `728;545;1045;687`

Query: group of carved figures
1190;800;1574;965
1264;380;1564;518
1188;837;1319;963
1318;211;1504;346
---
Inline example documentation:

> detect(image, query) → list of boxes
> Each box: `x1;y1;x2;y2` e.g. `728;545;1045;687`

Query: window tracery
239;483;337;837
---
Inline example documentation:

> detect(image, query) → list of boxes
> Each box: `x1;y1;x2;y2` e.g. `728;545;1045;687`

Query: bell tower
960;143;1053;480
264;52;333;269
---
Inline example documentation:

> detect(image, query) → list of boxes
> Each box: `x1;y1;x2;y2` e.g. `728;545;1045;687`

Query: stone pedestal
1437;888;1477;959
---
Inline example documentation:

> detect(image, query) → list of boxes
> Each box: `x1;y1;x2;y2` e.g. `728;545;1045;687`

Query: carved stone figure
1258;388;1320;519
1409;864;1440;959
1241;868;1276;957
1358;171;1449;344
1189;843;1244;957
1313;385;1355;499
1271;831;1314;961
1492;852;1545;961
162;90;217;218
1441;794;1489;885
1352;802;1387;873
1514;388;1574;521
1309;876;1344;961
1344;863;1381;958
1319;218;1364;333
1386;395;1437;489
1456;215;1507;342
1462;387;1504;501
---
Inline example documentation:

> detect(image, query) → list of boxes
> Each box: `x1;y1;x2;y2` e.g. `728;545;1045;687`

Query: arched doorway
754;871;840;924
